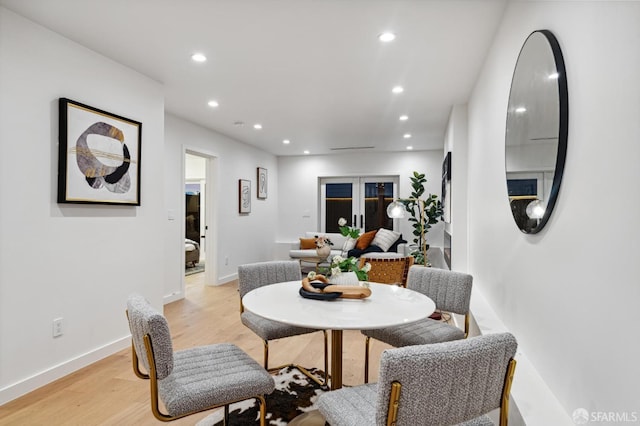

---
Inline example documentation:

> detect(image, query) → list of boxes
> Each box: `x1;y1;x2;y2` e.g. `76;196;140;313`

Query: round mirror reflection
506;30;568;234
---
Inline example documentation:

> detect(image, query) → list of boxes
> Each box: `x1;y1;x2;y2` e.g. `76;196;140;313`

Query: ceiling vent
329;146;375;151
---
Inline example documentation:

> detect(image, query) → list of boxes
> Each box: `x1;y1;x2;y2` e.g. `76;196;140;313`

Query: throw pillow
348;245;384;258
388;234;407;253
299;237;317;249
355;230;377;250
371;228;402;252
341;237;357;257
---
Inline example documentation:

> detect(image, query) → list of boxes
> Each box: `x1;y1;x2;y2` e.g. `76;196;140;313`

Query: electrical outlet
53;318;63;337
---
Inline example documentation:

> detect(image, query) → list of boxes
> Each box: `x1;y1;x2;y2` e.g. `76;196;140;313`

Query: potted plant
400;171;443;266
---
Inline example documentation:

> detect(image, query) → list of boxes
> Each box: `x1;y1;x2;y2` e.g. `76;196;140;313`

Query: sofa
288;229;407;267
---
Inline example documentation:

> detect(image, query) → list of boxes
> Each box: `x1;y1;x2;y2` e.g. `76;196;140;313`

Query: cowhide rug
196;365;326;426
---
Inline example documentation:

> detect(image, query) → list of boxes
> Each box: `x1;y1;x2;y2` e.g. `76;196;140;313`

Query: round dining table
242;280;435;390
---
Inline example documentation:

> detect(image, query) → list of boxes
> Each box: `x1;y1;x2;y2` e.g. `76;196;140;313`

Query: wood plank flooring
0;273;391;425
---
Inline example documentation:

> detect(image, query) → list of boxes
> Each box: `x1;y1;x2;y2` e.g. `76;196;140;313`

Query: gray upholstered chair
126;294;275;423
318;332;518;426
362;265;473;382
238;260;328;384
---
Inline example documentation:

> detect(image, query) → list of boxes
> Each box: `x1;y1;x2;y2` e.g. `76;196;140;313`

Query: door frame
183;146;219;288
319;175;399;233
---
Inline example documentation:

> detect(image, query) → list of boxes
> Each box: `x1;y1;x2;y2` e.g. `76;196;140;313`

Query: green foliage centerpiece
329;255;370;282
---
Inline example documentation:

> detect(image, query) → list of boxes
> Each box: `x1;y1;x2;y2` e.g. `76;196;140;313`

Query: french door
320;176;399;233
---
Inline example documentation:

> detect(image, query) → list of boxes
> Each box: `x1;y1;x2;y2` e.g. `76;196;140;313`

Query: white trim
0;336;129;405
217;272;238;285
164;291;184;304
183;146;220;289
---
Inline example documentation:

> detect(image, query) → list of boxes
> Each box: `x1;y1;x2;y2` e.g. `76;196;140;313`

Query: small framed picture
257;167;268;199
58;98;142;205
239;179;251;214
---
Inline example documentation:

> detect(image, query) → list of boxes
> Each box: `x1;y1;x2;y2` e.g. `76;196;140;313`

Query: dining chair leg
257;395;267;426
224;404;229;425
364;336;371;384
263;340;269;370
323;330;329;384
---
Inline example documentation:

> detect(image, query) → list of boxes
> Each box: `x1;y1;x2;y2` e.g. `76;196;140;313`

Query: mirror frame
506;29;568;234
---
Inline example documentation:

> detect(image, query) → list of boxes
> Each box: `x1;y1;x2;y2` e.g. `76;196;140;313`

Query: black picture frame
257;167;268;199
239;179;251;214
58;98;142;205
442;151;451;223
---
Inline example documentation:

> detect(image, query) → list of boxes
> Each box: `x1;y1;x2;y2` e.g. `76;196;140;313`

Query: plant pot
316;245;331;259
329;271;359;286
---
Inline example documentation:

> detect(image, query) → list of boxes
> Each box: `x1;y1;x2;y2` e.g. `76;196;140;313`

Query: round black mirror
506;30;568;234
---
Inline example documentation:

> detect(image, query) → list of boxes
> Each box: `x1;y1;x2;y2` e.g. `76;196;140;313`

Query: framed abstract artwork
57;98;142;205
239;179;251;214
257;167;268;199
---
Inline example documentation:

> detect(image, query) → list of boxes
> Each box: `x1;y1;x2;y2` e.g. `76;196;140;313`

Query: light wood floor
0;273;392;425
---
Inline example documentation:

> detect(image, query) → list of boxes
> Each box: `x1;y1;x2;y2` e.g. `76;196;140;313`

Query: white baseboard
216;272;237;285
164;290;184;304
0;336;130;406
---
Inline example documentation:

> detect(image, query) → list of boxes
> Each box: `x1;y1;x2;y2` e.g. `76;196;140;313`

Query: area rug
196;366;326;426
185;261;205;276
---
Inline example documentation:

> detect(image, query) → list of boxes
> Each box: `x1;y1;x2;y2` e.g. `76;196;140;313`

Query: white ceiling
0;0;507;156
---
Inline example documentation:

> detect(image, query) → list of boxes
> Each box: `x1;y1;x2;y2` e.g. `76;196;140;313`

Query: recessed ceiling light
253;124;262;130
378;32;396;42
548;72;559;80
283;139;291;145
403;133;412;139
515;107;527;113
303;150;310;155
207;100;219;108
191;53;207;63
392;86;404;94
399;115;409;121
406;146;413;150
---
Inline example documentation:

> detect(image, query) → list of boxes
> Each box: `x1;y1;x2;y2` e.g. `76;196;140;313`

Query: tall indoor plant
401;171;443;265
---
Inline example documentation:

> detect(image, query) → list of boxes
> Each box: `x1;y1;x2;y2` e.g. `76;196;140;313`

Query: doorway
185;153;206;276
319;176;399;233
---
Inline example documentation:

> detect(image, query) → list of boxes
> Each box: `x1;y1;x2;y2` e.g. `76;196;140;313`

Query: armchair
238;260;329;385
358;255;414;287
317;333;518;426
362;265;473;382
126;294;275;423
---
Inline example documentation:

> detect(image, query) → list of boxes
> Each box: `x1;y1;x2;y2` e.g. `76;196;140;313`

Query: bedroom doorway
185;153;207;276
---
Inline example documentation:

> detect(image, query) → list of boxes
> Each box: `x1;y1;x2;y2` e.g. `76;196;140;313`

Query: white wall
0;7;165;404
444;105;469;272
277;151;445;248
467;1;640;422
163;114;279;291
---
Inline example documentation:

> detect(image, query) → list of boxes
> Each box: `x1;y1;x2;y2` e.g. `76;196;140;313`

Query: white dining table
242;280;435;390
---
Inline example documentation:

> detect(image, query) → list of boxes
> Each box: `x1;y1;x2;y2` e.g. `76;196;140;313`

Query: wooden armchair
358;255;414;287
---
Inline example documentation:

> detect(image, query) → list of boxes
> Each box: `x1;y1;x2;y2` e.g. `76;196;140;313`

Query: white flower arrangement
329;254;370;281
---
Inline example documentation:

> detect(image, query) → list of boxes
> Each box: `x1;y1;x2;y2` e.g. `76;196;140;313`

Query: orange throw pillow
299;237;317;249
355;230;377;250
